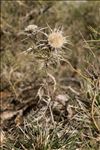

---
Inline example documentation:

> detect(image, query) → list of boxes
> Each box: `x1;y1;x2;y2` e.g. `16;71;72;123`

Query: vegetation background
0;1;100;150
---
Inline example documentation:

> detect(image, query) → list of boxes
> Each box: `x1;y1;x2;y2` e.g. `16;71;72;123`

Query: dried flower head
25;24;38;33
37;25;69;52
48;29;66;49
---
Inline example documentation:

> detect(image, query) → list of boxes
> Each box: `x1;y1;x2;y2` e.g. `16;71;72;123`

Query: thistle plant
1;1;100;150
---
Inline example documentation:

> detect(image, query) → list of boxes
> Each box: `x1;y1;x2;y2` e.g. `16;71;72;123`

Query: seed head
25;24;38;33
48;31;65;49
35;25;69;52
